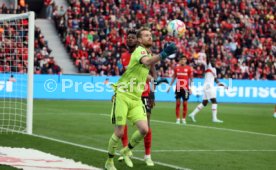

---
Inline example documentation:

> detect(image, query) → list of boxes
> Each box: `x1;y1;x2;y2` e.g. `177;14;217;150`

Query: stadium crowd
53;0;275;80
0;1;62;74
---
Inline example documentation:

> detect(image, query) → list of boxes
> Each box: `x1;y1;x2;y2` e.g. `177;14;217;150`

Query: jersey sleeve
213;68;217;78
207;63;212;69
133;47;148;63
189;67;193;78
174;67;177;77
121;53;130;68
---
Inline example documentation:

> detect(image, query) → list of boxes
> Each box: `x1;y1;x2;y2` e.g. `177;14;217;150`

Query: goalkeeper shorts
110;93;147;126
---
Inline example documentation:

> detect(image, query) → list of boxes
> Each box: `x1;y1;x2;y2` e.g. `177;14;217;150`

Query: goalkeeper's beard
144;39;153;48
143;43;152;48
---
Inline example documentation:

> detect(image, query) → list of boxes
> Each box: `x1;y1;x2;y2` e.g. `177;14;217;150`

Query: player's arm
189;67;194;94
146;75;153;81
206;54;210;65
150;64;158;81
167;72;176;93
146;74;155;92
140;43;177;66
149;89;155;108
149;65;157;91
215;78;228;89
148;65;157;108
141;55;161;66
148;76;156;108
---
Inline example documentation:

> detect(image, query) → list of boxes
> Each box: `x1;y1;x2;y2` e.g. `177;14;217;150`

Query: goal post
0;12;35;134
27;11;34;135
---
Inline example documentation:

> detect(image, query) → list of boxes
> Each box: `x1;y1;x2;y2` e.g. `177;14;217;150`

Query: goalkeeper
118;30;157;166
105;27;177;170
118;29;168;167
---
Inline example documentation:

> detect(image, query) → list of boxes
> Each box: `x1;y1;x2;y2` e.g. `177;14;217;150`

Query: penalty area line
30;134;190;170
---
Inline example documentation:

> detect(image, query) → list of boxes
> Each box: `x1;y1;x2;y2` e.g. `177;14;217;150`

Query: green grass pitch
1;100;276;170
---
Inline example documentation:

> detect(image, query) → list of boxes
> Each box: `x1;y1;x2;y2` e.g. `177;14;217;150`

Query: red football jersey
174;65;193;90
121;51;131;69
142;81;150;97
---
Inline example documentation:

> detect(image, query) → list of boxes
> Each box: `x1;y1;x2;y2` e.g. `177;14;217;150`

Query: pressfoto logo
44;79;114;93
43;78;173;93
43;78;232;93
42;78;276;98
0;81;13;92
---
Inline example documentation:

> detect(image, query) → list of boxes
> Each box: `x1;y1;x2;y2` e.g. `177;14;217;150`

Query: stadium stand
0;1;62;74
53;0;275;79
2;0;271;79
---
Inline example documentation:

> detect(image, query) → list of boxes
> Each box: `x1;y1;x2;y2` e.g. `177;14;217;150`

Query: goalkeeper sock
144;128;152;155
191;103;204;116
212;104;218;120
129;130;145;149
107;133;120;158
183;101;188;119
176;100;180;119
121;125;128;147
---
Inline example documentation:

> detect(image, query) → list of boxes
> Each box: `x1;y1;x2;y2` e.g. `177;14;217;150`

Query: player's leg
182;89;190;125
175;89;181;124
210;88;223;123
121;126;128;147
120;100;148;168
210;98;222;123
105;94;128;170
142;97;154;166
189;90;208;122
106;125;125;170
118;125;130;161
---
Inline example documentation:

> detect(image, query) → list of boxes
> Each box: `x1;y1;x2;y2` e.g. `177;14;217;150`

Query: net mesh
0;14;29;133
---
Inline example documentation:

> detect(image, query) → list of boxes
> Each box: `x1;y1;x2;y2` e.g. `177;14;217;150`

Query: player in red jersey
120;45;132;71
118;29;156;166
167;56;193;125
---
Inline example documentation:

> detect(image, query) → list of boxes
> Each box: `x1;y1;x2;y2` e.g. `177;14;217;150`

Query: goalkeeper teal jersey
115;46;151;100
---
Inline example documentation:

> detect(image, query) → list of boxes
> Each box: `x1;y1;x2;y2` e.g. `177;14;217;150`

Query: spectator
51;0;275;80
0;3;61;74
44;0;54;19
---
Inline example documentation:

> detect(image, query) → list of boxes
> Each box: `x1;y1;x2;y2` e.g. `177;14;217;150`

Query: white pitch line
97;113;276;138
151;119;276;138
134;149;276;152
30;134;190;170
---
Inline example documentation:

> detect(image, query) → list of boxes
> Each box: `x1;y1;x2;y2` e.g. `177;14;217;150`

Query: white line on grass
134;149;276;152
97;113;276;137
31;134;190;170
151;119;276;137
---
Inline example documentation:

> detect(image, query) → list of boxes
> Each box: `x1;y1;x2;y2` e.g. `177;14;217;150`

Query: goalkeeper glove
160;42;177;60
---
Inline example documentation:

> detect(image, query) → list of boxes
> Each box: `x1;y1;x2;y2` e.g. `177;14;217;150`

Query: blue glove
160;42;177;60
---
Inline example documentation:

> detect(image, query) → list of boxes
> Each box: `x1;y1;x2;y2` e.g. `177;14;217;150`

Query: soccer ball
167;19;186;37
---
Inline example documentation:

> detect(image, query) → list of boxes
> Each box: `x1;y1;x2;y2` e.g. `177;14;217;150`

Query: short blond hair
137;27;151;38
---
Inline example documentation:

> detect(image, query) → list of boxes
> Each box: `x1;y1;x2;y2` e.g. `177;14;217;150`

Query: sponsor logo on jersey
141;51;146;55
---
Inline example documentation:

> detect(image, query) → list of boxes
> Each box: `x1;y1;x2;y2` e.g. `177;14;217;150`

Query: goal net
0;12;34;134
